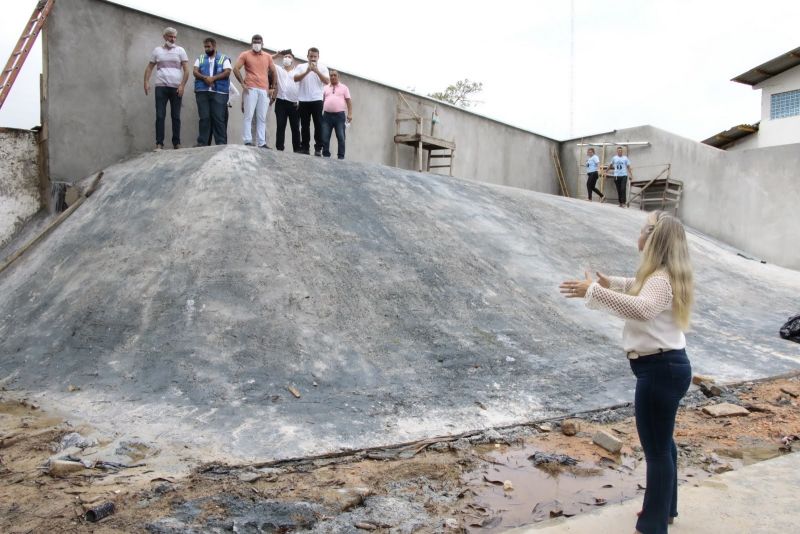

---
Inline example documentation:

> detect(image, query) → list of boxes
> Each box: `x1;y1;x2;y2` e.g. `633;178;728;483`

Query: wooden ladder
552;147;569;197
0;0;56;110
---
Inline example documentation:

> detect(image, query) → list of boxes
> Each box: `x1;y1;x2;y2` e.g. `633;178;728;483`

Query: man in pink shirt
232;34;278;148
143;27;190;150
320;70;352;160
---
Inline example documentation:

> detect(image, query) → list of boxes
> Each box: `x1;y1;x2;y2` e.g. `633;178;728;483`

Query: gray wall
559;125;800;270
44;0;559;195
0;128;40;248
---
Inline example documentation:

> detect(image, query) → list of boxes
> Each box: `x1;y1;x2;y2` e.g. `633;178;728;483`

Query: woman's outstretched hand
559;271;594;298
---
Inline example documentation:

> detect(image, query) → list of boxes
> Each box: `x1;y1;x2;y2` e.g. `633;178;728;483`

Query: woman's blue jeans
630;349;691;534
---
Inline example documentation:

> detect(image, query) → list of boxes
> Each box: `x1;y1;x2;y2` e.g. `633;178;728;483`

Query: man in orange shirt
232;34;278;148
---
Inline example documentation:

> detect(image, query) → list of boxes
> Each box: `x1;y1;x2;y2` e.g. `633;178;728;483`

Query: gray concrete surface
43;0;559;194
0;146;798;462
510;451;800;533
559;125;800;270
0;127;40;248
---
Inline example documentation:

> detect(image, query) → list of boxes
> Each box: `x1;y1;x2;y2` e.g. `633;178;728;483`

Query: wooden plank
0;171;103;275
393;133;456;150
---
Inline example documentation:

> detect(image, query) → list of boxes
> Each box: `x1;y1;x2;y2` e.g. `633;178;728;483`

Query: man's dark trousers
615;175;628;206
298;100;323;154
321;111;346;159
275;98;301;152
155;86;182;147
196;91;229;146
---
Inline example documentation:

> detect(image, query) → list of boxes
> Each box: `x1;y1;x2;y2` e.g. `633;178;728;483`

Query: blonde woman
559;211;693;534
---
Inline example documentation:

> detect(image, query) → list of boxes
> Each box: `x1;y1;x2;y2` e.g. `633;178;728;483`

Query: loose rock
561;419;581;436
700;382;728;398
702;403;750;417
692;374;715;386
592;430;623;454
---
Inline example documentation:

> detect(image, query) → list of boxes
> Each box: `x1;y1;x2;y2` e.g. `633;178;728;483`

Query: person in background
294;47;330;156
143;27;190;150
321;70;352;160
560;211;693;534
273;50;301;153
586;147;604;201
609;146;633;207
193;37;231;146
233;34;278;148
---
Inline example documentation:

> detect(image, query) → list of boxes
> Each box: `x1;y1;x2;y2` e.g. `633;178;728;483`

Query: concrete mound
1;145;798;461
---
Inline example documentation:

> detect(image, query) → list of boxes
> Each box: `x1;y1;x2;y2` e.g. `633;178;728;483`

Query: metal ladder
0;0;56;111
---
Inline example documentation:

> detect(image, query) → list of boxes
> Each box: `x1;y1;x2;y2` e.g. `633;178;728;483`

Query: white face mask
283;57;293;67
252;43;262;52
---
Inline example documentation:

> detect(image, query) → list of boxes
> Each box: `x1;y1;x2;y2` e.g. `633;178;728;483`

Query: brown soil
1;375;798;533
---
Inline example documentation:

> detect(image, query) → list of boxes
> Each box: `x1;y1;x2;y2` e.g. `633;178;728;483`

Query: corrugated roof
732;47;800;86
701;123;759;149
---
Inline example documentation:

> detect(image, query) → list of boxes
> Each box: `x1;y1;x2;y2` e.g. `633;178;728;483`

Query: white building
703;46;800;150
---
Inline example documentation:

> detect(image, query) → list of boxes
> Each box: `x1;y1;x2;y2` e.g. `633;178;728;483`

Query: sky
1;0;798;140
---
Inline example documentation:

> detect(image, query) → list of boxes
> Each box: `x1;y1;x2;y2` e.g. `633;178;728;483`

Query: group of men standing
585;146;633;207
143;27;353;159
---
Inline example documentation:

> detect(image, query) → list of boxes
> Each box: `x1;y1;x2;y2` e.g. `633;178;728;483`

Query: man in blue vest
193;37;232;145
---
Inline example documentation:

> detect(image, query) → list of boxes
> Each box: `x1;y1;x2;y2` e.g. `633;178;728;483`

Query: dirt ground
1;374;798;533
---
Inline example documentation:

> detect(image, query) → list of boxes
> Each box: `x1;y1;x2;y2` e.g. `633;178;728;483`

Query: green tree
428;79;483;108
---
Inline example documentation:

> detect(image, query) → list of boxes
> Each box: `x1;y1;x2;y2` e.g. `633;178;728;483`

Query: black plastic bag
779;314;800;343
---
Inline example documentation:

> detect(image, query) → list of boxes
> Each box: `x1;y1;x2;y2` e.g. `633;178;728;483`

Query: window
770;89;800;119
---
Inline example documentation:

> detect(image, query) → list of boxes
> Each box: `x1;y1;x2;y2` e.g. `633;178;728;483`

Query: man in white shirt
273;50;301;152
609;146;634;207
143;27;190;150
192;37;232;146
294;47;330;156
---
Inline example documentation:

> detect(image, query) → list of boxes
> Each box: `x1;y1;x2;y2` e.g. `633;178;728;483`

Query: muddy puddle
463;445;710;531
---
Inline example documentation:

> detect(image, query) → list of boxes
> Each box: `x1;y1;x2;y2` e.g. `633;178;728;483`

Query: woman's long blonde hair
629;211;693;330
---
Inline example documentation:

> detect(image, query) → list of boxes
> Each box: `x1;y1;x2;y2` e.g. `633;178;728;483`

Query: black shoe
314;149;322;157
244;142;253;146
259;145;271;149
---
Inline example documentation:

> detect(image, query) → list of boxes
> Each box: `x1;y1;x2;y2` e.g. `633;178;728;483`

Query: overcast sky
1;0;798;140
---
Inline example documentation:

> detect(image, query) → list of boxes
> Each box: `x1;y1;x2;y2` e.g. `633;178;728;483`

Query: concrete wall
559;125;800;270
0;128;41;248
44;0;559;195
754;66;800;148
726;130;760;151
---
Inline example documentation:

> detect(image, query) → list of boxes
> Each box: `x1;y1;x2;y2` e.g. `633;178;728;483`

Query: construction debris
700;382;728;398
592;430;623;454
528;452;579;467
702;403;751;418
0;374;798;532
